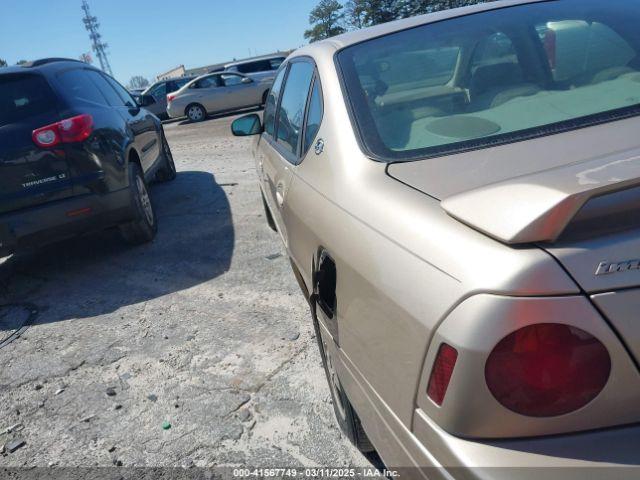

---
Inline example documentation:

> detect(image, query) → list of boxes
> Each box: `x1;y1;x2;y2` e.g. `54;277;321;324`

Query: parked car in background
167;72;272;122
0;58;176;256
138;77;195;119
232;0;640;475
224;54;286;83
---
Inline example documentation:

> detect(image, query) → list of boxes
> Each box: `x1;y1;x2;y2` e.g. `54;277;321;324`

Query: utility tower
81;0;113;76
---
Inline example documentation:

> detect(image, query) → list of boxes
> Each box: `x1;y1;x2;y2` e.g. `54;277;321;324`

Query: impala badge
596;259;640;276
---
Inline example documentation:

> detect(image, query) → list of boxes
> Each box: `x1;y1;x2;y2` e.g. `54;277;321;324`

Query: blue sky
2;0;319;84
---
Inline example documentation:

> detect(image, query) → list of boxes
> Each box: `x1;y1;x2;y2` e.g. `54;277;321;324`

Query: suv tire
120;163;157;245
156;131;177;182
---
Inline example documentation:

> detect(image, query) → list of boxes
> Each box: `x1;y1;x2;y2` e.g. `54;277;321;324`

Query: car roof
294;0;544;55
0;58;95;76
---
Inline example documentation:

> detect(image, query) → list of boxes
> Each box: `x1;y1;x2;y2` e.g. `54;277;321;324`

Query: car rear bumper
330;319;640;478
166;102;184;119
0;188;131;256
407;408;640;478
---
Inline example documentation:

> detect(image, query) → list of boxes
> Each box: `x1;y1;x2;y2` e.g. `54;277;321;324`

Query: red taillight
485;324;611;417
32;114;93;148
167;94;176;104
427;343;458;406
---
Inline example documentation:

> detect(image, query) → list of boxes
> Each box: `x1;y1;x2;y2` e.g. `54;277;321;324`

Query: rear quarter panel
282;45;578;435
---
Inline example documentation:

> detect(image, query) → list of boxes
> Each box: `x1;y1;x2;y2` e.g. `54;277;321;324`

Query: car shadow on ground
0;170;234;326
177;106;263;126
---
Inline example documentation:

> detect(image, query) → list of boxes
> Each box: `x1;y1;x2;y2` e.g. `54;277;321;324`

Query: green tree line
305;0;492;42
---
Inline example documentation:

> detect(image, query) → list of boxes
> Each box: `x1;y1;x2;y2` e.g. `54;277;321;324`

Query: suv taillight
485;324;611;417
32;114;94;148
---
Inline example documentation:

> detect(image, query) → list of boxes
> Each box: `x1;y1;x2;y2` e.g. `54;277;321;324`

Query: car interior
351;17;640;154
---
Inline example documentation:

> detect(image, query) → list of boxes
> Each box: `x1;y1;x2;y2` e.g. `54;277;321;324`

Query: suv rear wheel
120;163;157;245
156;131;177;182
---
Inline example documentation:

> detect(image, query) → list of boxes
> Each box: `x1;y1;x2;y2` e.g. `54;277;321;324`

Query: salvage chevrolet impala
232;0;640;475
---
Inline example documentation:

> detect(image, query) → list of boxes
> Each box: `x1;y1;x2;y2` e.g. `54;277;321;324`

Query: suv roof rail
23;58;85;68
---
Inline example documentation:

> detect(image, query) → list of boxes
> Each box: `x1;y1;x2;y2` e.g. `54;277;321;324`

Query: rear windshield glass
0;74;57;127
337;0;640;161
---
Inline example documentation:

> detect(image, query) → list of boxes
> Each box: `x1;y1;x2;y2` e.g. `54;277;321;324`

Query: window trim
332;1;640;163
267;56;319;166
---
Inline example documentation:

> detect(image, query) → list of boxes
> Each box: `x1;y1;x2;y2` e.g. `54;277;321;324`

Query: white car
166;72;272;122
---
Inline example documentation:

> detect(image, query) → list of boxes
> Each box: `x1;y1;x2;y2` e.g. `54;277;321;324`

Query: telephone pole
81;0;113;76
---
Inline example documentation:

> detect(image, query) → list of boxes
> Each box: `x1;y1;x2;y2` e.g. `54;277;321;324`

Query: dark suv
0;58;176;256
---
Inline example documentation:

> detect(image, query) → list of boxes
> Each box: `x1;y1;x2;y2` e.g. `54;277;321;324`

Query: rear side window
0;74;57;127
264;67;287;137
57;69;108;107
193;76;221;89
276;61;314;155
303;78;324;156
85;70;124;107
236;60;271;74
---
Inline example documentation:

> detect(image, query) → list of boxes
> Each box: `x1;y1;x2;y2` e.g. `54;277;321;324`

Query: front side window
148;82;168;100
264;67;287;137
193;76;220;89
276;61;314;155
221;74;244;87
337;0;640;161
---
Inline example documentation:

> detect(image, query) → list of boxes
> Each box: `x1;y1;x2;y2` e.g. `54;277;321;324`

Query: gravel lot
0;112;372;469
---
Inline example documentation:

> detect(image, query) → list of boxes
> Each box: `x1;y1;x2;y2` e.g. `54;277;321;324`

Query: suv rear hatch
0;73;74;215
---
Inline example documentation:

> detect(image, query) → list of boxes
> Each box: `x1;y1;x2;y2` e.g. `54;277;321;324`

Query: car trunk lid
0;73;75;215
387;117;640;294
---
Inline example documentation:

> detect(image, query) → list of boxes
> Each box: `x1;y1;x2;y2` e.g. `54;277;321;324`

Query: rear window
337;0;640;161
0;74;57;127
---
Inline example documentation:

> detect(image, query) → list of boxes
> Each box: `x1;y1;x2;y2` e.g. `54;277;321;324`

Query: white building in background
156;65;186;81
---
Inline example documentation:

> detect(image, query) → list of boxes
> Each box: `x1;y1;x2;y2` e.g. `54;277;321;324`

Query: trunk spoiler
441;149;640;244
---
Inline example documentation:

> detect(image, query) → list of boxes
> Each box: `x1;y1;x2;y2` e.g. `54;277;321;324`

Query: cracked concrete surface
0;112;372;468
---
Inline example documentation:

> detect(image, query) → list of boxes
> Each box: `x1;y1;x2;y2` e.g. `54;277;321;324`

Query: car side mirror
241;77;253;84
139;94;156;107
231;114;263;136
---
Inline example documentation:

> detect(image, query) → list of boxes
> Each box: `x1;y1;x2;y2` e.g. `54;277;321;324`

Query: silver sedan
167;72;273;122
